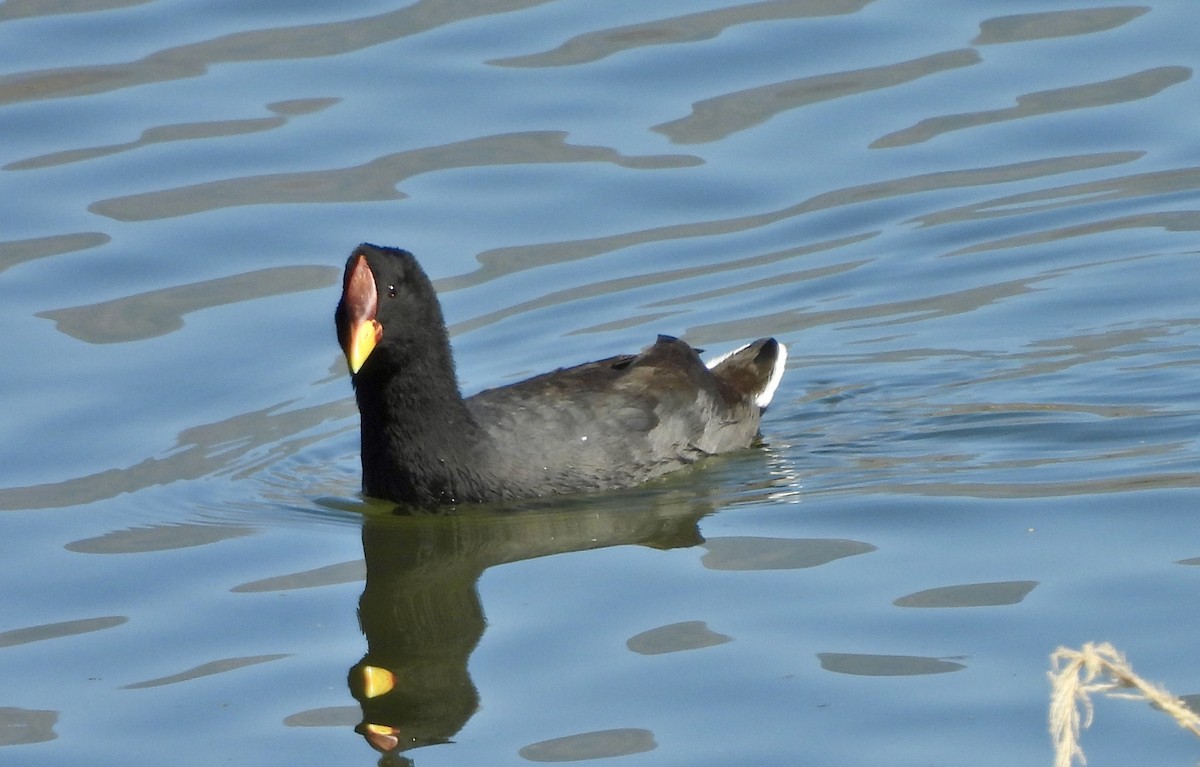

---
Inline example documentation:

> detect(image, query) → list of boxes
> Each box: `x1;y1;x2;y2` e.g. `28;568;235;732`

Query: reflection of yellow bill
361;721;399;753
360;664;395;698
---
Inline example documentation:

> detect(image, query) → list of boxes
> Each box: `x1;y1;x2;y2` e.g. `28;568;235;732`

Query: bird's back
465;336;784;497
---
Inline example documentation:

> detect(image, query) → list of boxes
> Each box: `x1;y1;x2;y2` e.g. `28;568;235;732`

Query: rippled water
3;1;1200;765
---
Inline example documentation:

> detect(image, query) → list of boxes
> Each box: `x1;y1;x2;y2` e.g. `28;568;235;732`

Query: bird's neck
354;352;490;504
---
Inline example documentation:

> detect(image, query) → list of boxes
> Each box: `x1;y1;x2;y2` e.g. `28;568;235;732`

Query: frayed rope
1048;642;1200;767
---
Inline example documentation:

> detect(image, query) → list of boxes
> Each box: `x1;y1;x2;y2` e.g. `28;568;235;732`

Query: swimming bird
335;243;786;505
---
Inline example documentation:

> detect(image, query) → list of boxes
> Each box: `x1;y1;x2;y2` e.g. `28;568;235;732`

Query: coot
335;243;787;505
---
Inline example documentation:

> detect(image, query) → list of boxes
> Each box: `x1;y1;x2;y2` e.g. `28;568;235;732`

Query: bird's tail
705;338;787;410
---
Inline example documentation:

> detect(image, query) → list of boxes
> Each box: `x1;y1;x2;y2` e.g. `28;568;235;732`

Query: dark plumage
335;243;787;505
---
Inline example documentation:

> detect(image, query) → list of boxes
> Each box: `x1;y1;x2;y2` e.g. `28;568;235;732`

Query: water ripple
87;132;700;221
654;49;981;145
0;0;556;105
490;0;874;68
872;66;1191;149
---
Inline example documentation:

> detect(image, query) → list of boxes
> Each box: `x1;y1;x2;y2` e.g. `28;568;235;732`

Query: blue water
3;1;1200;765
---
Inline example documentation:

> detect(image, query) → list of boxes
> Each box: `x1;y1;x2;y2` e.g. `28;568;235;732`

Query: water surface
3;1;1200;765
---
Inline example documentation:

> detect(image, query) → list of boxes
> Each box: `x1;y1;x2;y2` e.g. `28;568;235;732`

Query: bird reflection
346;489;711;762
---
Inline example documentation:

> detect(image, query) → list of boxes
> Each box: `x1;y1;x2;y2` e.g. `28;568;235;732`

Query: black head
334;244;452;378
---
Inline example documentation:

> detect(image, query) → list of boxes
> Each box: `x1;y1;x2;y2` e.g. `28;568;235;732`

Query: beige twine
1048;641;1200;767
